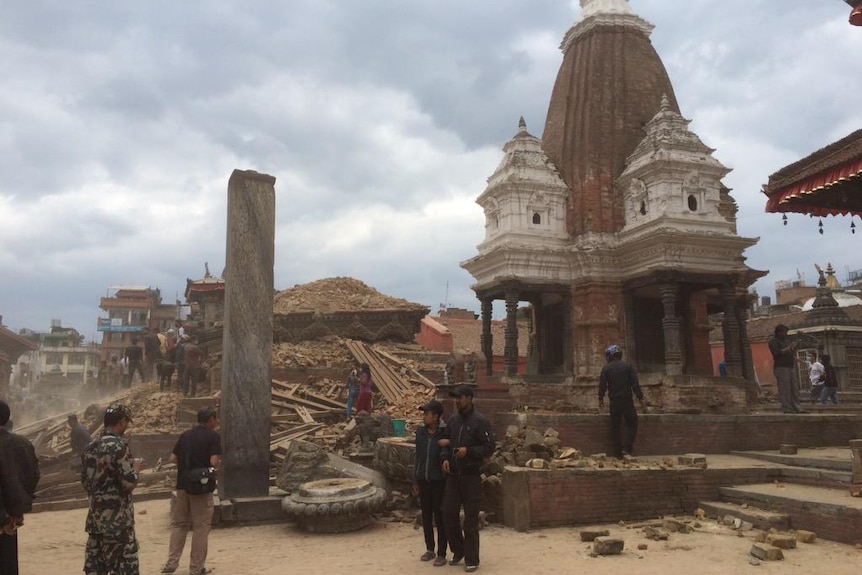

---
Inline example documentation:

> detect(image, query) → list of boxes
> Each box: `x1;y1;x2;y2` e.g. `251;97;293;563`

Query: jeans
0;533;18;575
418;479;447;556
443;473;481;566
609;398;638;456
819;386;839;405
346;389;359;417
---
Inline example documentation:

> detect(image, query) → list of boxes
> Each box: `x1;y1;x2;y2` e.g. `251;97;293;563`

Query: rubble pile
272;339;354;368
273;277;428;314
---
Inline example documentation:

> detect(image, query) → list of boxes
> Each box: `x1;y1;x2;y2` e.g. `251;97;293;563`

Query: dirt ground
16;499;862;575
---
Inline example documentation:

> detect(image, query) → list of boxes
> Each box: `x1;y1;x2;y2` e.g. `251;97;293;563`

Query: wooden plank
294;406;315;424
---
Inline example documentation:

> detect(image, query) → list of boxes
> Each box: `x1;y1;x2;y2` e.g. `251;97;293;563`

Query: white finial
518;116;527;134
579;0;634;17
660;94;671;112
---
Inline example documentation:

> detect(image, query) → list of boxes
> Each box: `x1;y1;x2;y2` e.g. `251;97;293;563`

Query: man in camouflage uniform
81;404;143;575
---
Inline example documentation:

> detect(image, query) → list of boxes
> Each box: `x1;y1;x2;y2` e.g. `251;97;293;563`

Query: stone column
480;298;493;376
623;290;637;371
721;285;743;378
220;169;276;499
504;290;519;376
659;283;683;375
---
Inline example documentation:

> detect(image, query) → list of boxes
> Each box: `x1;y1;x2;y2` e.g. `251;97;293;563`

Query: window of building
532;213;541;225
687;195;698;211
847;347;862;390
45;352;63;365
639;201;647;216
68;354;86;365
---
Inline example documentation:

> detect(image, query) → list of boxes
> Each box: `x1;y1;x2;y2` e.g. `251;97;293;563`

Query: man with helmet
598;344;645;459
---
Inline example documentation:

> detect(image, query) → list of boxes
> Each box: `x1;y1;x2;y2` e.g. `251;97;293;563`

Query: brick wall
492;413;862;456
502;466;776;531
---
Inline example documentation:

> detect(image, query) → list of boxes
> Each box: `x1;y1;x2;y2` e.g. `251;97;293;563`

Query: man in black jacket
440;386;494;573
598;344;645;459
0;400;40;575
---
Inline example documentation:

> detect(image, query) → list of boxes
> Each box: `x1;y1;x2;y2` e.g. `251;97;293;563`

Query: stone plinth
221;169;276;499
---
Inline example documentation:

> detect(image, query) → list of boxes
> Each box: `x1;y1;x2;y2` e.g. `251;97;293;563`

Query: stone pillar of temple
737;300;756;382
504;290;519;376
720;285;743;378
688;291;713;376
480;298;493;376
220;169;276;499
659;283;683;375
623;290;637;370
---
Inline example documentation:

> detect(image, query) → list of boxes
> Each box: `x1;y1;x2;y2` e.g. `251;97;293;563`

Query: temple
461;0;765;391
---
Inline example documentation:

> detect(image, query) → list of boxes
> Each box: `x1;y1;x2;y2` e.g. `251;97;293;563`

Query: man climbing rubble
598;344;646;459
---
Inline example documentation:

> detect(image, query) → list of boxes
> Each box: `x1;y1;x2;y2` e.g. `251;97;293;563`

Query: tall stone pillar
721;286;743;378
659;283;683;375
220;169;276;499
504;290;519;376
480;299;493;376
623;291;637;370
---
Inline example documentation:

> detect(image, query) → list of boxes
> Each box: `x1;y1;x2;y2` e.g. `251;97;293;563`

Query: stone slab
795;530;817;543
214;495;287;526
697;500;790;531
766;533;797;549
579;529;610;542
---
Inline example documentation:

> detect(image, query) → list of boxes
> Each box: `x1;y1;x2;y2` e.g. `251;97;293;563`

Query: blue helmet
605;344;622;359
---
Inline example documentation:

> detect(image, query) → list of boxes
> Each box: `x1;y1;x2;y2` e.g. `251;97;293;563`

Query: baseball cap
104;403;133;426
418;400;444;415
449;385;474;398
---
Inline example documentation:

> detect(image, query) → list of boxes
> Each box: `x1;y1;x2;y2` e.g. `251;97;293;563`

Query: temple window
532;213;542;225
687;195;698;212
640;201;647;215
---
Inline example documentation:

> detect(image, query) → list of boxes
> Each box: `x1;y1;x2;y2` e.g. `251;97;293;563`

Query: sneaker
449;555;463;566
421;551;436;562
465;565;479;573
434;556;447;567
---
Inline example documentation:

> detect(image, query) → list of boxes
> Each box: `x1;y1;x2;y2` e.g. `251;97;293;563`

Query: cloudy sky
1;0;860;340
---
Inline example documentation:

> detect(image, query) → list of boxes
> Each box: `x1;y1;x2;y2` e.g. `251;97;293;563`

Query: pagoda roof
763;129;862;217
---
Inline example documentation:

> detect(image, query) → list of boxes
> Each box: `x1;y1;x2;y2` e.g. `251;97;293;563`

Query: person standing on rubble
142;327;163;383
345;364;360;418
355;363;375;414
598;344;646;459
413;399;448;566
69;414;92;470
183;336;204;397
124;337;145;387
81;403;143;575
0;400;40;575
440;385;494;573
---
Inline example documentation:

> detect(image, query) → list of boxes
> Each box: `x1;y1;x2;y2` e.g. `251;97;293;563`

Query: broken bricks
593;537;625;556
750;543;784;561
579;529;610;542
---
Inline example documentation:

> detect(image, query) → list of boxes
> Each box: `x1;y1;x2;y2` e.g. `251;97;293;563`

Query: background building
98;286;176;361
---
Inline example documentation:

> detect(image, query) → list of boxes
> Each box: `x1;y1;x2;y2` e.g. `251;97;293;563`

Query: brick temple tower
462;0;764;385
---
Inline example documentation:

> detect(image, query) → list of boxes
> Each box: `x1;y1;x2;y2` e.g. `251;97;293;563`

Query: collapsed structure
461;0;765;389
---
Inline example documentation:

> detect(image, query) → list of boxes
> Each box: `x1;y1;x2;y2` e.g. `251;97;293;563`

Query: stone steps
696;500;790;531
717;483;862;544
730;450;852;472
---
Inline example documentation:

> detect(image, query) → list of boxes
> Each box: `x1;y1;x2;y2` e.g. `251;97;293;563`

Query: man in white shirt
807;353;825;403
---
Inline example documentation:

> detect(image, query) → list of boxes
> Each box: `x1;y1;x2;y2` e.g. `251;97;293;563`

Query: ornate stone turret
463;118;571;285
617;95;736;235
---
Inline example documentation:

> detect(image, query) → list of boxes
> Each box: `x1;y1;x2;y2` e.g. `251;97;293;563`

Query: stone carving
444;357;455;385
464;352;478;383
281;478;387;533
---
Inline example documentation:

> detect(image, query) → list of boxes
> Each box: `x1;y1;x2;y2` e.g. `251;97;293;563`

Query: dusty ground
17;499;862;575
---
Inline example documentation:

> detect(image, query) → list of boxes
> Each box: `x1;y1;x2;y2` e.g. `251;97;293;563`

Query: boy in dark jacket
440;385;494;573
412;400;448;566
